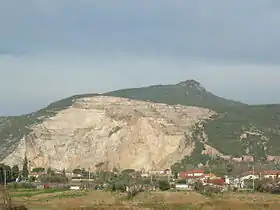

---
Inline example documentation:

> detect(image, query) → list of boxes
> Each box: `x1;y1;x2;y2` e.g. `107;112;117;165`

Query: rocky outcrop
1;96;215;171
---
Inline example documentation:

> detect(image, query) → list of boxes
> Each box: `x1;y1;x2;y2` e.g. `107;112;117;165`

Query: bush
110;181;126;192
158;180;170;191
31;167;45;173
194;181;203;192
7;182;36;189
38;174;69;184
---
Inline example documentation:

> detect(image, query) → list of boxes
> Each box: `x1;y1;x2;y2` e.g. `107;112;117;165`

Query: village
22;165;280;194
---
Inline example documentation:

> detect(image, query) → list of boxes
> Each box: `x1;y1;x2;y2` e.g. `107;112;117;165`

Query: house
240;174;259;181
178;169;204;179
261;170;280;179
241;170;280;180
175;184;192;191
204;178;225;186
203;173;216;179
28;172;45;178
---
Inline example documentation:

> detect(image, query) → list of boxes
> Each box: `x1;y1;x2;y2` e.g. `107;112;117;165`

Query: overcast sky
1;0;280;115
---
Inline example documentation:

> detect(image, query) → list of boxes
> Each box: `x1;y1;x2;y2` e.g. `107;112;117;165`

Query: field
5;189;280;210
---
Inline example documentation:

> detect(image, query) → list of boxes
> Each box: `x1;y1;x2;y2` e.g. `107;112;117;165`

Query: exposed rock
1;96;215;171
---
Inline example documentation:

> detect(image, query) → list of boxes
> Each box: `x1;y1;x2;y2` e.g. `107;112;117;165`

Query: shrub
31;167;45;173
158;180;170;191
38;174;69;184
7;182;36;189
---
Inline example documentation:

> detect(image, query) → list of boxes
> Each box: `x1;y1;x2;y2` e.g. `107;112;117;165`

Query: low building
178;169;204;179
261;170;280;179
204;178;225;186
175;184;192;191
28;172;45;178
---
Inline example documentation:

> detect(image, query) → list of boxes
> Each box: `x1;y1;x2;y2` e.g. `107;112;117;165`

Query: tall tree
22;155;29;179
12;165;20;180
4;165;12;182
0;164;4;184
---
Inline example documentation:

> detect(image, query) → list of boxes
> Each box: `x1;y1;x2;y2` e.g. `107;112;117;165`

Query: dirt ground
9;190;280;210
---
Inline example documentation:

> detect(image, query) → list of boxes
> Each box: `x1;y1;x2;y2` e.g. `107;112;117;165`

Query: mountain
105;80;246;111
0;96;214;171
0;94;99;162
104;80;280;160
0;80;280;171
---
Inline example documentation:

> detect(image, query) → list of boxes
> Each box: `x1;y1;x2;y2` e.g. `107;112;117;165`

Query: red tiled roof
205;178;225;186
186;169;204;174
185;175;204;179
262;170;280;175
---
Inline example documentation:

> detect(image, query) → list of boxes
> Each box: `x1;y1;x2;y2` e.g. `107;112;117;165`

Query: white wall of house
186;172;203;177
175;184;192;190
240;175;259;181
263;174;277;179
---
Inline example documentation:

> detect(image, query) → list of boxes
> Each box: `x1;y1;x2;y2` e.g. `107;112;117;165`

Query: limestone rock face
2;96;215;171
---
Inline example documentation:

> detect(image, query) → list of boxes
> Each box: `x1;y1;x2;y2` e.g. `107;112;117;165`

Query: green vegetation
0;164;21;184
38;191;87;201
104;80;245;110
32;167;45;173
10;188;69;197
22;155;28;179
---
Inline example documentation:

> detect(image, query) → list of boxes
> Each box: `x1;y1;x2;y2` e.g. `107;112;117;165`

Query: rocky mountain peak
176;79;206;92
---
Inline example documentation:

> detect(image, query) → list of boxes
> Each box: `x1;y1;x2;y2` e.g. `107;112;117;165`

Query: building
178;169;204;179
204;178;225;186
261;170;280;179
241;170;280;180
175;184;192;191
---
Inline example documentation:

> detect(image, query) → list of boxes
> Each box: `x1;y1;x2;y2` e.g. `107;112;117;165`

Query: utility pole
88;168;91;181
209;146;212;179
88;167;91;190
252;165;255;191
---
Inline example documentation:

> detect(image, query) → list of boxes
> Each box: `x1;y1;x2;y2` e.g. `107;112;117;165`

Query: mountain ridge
0;79;279;171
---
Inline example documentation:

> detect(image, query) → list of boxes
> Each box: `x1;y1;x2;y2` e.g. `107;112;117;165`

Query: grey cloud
1;0;280;64
1;1;280;115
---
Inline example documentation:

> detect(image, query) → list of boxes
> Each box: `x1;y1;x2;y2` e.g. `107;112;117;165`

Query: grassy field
6;189;280;210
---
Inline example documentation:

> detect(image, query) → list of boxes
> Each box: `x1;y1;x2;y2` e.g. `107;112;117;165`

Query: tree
4;165;12;182
72;168;82;174
22;155;29;179
47;167;54;175
12;165;20;180
225;163;233;174
0;164;12;184
0;164;4;184
158;180;170;191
